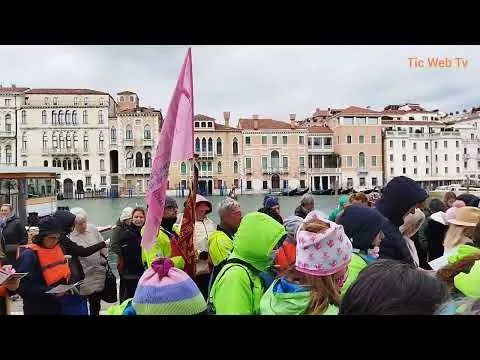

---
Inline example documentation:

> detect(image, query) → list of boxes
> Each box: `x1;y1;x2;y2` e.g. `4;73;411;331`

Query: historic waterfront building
113;91;162;196
17;88;116;198
238;114;308;193
168;112;242;196
0;85;28;168
327;106;384;190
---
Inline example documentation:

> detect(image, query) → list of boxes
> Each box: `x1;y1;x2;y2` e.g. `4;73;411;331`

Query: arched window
208;138;213;152
100;159;105;171
83;110;88;124
73;159;77;170
126;151;134;168
72;111;77;124
52;111;57;125
136;152;143;167
73;132;78;149
23;161;27;167
181;162;187;174
217;161;222;174
66;133;72;148
98;110;103;124
67;158;72;170
144;125;151;139
59;132;65;149
234;161;238;174
145;152;152;167
42;110;47;124
22;132;27;151
99;131;104;152
110;127;117;142
5;145;12;164
271;150;279;169
51;160;55;167
5;114;12;133
195;138;201;152
52;132;58;148
233;138;238;154
43;132;48;150
58;110;64;125
21;110;26;124
65;110;71;125
201;138;207;152
359;152;366;169
63;159;67;170
126;125;133;140
216;138;222;155
83;132;89;151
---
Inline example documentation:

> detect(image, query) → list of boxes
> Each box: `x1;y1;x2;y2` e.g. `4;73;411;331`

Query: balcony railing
307;144;333;152
385;130;461;138
299;167;306;173
0;162;14;167
124;139;134;147
196;151;214;158
110;138;117;145
124;167;152;175
309;167;340;174
199;170;213;177
143;139;154;147
357;167;369;174
44;147;81;155
262;167;289;175
245;169;253;175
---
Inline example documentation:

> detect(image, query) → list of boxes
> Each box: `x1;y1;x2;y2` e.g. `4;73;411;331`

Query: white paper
45;281;82;294
428;255;449;271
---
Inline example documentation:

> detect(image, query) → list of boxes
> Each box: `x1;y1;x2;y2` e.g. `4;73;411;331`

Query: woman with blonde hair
260;210;352;315
399;208;426;268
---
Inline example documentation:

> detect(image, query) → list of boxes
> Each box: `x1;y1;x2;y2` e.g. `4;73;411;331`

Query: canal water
58;194;340;226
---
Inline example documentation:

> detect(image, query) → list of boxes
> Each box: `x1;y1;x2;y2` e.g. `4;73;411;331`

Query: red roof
26;88;109;95
333;106;381;116
214;123;241;132
308;126;333;134
117;106;160;115
0;87;29;94
117;91;136;95
239;118;305;130
195;114;216;122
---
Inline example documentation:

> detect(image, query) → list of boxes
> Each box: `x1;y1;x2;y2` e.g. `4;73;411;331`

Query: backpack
206;258;257;315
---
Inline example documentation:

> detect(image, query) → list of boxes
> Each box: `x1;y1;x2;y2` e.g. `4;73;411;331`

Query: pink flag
142;48;194;251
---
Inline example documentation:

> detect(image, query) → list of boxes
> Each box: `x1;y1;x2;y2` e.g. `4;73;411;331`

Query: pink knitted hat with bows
295;212;352;276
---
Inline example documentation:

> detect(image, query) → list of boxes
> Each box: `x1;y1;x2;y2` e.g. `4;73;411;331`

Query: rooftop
308;126;333;134
117;91;137;96
25;88;109;95
117;106;161;115
332;106;381;117
239;118;304;130
0;87;30;94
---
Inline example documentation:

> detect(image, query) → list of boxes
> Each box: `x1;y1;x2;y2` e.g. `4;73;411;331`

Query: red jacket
275;241;296;272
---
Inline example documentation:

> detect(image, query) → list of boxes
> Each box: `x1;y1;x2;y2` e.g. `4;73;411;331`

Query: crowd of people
2;175;480;315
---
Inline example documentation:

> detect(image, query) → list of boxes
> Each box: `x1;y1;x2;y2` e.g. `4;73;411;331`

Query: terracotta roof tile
117;91;136;95
26;88;109;95
118;106;160;115
333;106;381;116
214;123;241;131
194;114;216;122
0;87;30;94
308;126;333;134
239;118;305;130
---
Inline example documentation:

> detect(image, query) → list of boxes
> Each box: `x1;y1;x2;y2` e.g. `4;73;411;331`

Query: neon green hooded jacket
209;212;286;315
328;195;349;222
208;230;234;266
448;244;480;298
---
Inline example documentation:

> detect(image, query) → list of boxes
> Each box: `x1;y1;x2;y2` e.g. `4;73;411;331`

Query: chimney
290;113;296;128
11;84;16;89
223;111;230;127
252;114;259;120
253;119;259;130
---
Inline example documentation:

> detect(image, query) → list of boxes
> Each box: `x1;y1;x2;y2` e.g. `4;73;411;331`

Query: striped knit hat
132;257;207;315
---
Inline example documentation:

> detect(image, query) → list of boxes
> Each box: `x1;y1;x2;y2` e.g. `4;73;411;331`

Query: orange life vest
26;243;71;286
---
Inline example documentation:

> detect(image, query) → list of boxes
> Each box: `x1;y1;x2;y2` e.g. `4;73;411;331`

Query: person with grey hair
69;207;108;316
207;197;242;293
0;203;28;266
294;194;315;219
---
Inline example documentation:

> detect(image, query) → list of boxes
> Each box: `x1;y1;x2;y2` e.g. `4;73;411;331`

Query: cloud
1;45;478;125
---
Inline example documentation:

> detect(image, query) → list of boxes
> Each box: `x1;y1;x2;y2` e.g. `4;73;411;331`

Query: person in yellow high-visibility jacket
141;197;185;269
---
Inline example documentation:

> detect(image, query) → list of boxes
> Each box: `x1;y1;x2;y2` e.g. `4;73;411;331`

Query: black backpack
206;258;257;315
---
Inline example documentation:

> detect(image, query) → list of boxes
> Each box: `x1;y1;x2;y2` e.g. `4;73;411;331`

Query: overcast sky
1;45;478;125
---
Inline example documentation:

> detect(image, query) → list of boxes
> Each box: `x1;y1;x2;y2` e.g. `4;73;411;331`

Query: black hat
33;216;61;244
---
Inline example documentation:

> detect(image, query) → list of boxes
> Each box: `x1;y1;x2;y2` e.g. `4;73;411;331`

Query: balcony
307;144;334;153
44;147;81;155
196;151;214;159
110;138;118;146
299;167;306;174
199;170;213;177
357;167;369;175
0;162;14;167
124;139;134;147
245;169;253;175
20;148;28;156
385;130;461;138
0;131;15;138
124;167;151;175
309;167;341;174
143;138;154;147
262;167;289;175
